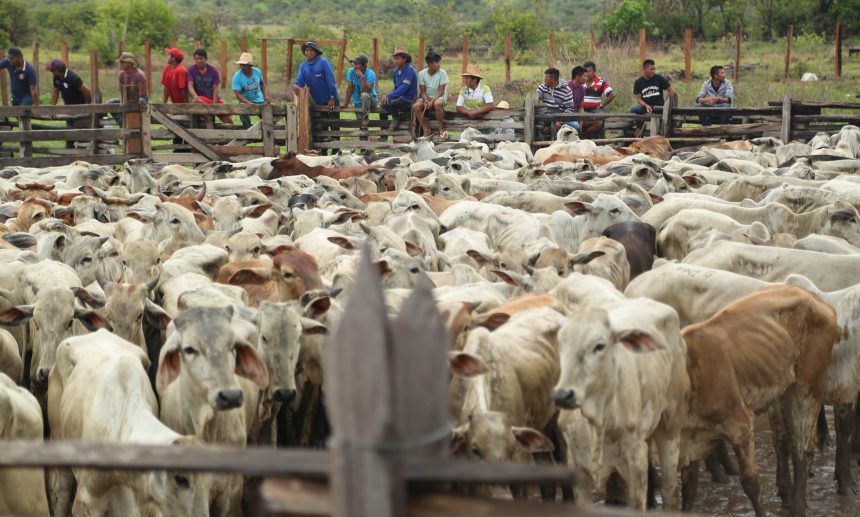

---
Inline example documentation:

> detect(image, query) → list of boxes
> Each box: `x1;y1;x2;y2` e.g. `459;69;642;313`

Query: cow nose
551;388;577;409
37;368;50;385
215;389;244;410
273;388;297;403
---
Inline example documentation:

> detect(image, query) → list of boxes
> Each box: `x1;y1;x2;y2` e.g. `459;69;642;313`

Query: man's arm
292;64;307;95
723;81;734;104
469;102;494;118
29;69;39;105
361;72;373;93
50;87;59;106
234;90;251;104
387;70;415;100
695;81;708;103
80;84;92;104
187;78;199;101
634;93;650;111
432;83;446;103
259;77;270;103
324;61;338;106
601;89;615;108
342;82;354;108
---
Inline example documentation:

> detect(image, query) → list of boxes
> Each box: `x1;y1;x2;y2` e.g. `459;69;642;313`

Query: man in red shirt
162;48;188;104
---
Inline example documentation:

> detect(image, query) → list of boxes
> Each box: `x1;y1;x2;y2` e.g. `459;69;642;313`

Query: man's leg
434;99;447;139
714;102;733;124
239;114;252;129
413;99;429;137
695;102;712;126
105;98;123;126
630;104;647;114
359;92;373;129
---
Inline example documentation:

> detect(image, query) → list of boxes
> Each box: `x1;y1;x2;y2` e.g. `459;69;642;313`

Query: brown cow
267;152;388;181
543;154;622;166
217;247;324;307
8;182;58;202
474;293;560;331
10;198;54;232
679;285;838;517
618;136;673;160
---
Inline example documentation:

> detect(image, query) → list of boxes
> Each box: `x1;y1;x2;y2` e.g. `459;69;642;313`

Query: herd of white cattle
1;124;860;517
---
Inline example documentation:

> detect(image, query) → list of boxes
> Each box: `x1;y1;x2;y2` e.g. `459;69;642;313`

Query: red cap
164;48;184;60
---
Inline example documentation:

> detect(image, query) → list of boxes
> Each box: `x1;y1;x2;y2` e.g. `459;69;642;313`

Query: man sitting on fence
536;67;577;137
631;59;675;115
47;59;93;147
414;51;450;141
696;65;734;126
0;48;39;106
187;48;233;128
232;52;269;130
107;52;148;126
456;65;494;129
380;47;417;131
582;61;615;138
162;48;188;105
342;54;378;130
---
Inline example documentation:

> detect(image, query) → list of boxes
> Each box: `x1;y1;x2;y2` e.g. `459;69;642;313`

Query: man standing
414;51;449;141
581;61;615;138
47;59;91;107
380;47;417;130
162;47;188;104
0;48;39;106
342;54;377;130
696;65;734;125
107;52;148;126
455;65;494;121
232;52;269;130
536;67;576;133
292;41;338;109
187;48;231;127
631;59;675;114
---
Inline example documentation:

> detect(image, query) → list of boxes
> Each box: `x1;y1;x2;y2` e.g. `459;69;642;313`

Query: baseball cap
46;59;66;72
165;48;184;60
351;54;368;66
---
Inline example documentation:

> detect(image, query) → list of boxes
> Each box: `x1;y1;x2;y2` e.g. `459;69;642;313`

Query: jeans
563;121;582;132
380;97;412;120
12;95;33;106
355;92;378;120
629;103;655;115
107;97;148;126
697;102;732;125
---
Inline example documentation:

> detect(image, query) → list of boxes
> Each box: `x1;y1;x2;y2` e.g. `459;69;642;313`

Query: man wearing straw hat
456;65;494;122
293;40;339;147
106;52;148;125
380;47;417;131
232;52;269;130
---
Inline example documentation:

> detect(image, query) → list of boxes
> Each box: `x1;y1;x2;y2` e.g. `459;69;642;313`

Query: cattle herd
1;124;860;516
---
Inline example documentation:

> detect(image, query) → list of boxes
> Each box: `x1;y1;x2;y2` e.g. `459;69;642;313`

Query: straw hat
117;52;137;66
235;52;255;65
461;65;483;79
496;100;510;109
391;47;412;59
301;41;324;55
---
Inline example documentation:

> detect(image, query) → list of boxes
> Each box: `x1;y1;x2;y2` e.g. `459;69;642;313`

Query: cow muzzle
273;388;297;403
551;388;578;409
36;368;50;386
215;389;244;410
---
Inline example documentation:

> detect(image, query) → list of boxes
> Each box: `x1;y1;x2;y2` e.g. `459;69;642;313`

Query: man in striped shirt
581;61;615;138
535;67;580;133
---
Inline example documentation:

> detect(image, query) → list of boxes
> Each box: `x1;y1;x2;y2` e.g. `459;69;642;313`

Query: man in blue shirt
292;41;339;109
342;54;377;130
232;52;269;129
0;48;39;106
380;47;417;130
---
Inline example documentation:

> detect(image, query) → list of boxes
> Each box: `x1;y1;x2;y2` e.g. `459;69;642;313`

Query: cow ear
564;201;593;215
618;329;665;353
53;207;75;226
448;351;489;378
569;250;605;266
491;269;524;287
511;427;555;453
450;425;468;455
3;232;37;249
244;204;272;219
648;193;664;204
327;236;357;250
303;296;331;319
466;249;492;267
300;317;328;335
478;313;510;331
404;240;423;257
830;207;858;223
127;211;153;223
74;309;112;332
72;287;106;309
144;299;172;330
156;337;181;395
0;305;34;326
265;244;295;257
225;268;272;286
409;185;429;194
234;341;270;390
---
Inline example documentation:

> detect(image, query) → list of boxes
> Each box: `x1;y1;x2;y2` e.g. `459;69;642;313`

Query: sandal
439;130;449;141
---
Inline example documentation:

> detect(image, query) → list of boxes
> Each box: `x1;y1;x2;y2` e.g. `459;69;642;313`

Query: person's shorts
415;96;447;108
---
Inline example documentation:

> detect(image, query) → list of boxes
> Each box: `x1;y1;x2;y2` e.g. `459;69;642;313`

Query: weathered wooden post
638;28;646;72
461;34;469;83
123;84;142;156
261;103;274;157
337;39;347;86
524;93;535;146
325;247;449;517
785;24;793;80
549;33;556;67
89;50;99;101
31;42;39;102
241;35;248;52
118;40;124;59
417;37;425;71
194;40;202;50
781;95;792;143
684;28;692;83
372;38;379;76
144;41;152;96
286;102;298;153
220;41;228;87
261;39;268;85
0;50;8;106
591;30;597;54
286;40;294;85
60;41;69;66
734;24;742;82
835;21;843;80
504;34;512;83
296;86;311;151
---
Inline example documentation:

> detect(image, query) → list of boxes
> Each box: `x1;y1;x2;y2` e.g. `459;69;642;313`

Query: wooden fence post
504;34;511;84
123;84;142;155
784;24;793;80
261;104;275;157
835;21;842;80
89;50;99;102
549;33;555;67
372;38;379;76
661;92;676;137
684;28;692;83
734;24;742;82
336;39;347;86
781;95;792;143
60;41;69;66
638;28;646;72
18;111;32;157
296;87;311;151
591;30;597;53
31;42;39;91
144;41;152;98
0;65;7;106
286;40;294;85
118;40;124;59
286;103;298;153
461;34;469;82
140;103;152;159
261;39;268;85
194;40;202;50
241;35;248;52
417;37;425;71
524;93;535;146
220;41;228;86
169;40;176;49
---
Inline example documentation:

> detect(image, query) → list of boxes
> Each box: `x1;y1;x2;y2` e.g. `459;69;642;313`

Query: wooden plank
297;87;312;151
287;103;298;153
0;51;8;106
835;21;843;79
524;93;534;146
261;39;268;85
122;84;142;155
211;145;275;156
241;35;248;52
226;120;262;146
504;34;511;83
60;41;69;66
0;128;132;143
661;93;675;137
549;33;556;67
0;154;135;168
785;24;793;80
684;28;692;83
90;50;99;100
31;43;39;101
261;104;275;156
0;104;138;117
194;40;201;50
734;24;742;82
326;248;400;517
781;95;792;143
151;127;262;140
672;123;773;136
766;100;860;109
461;35;469;81
793;115;860;122
538;112;653;121
670;107;780;115
286;39;294;85
140;103;152;159
144;41;152;96
150;106;222;161
337;39;347;87
151;103;266;115
638;28;646;72
18;115;32;157
417;38;425;72
372;39;379;78
220;41;228;87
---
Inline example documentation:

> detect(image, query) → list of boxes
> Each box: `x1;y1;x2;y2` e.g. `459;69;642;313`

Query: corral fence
0;251;658;516
2;87;860;166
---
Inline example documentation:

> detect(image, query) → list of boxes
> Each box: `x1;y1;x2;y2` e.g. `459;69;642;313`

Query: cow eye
170;218;180;225
182;347;197;355
443;187;450;191
174;474;190;489
67;320;74;329
339;194;347;200
409;267;420;274
252;247;261;255
593;343;606;353
471;446;482;459
283;271;294;279
609;208;621;215
81;256;93;264
410;204;419;210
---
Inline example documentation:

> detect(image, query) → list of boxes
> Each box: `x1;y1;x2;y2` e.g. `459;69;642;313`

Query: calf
218;248;324;306
600;221;656;279
267;151;387;181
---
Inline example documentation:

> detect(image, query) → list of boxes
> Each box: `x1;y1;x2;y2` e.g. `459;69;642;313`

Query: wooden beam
60;41;69;66
0;154;137;168
261;103;275;156
90;50;99;101
524;93;535;146
140;103;152;159
661;92;675;137
781;95;792;143
118;40;124;60
0;50;8;106
684;28;692;83
734;24;742;82
504;34;511;83
638;28;646;72
337;39;347;87
0;104;138;117
144;41;152;98
835;21;843;80
150;106;222;161
286;39;294;85
461;35;469;82
591;30;597;53
122;84;142;155
287;103;298;152
549;33;556;67
241;35;248;53
372;39;379;78
194;40;202;50
785;24;793;80
261;39;268;85
297;87;312;151
18;113;32;157
152;153;210;164
220;41;228;87
417;38;425;72
31;42;39;103
0;128;133;143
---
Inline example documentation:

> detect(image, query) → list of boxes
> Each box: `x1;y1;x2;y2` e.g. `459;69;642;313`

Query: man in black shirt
47;59;92;107
630;59;674;114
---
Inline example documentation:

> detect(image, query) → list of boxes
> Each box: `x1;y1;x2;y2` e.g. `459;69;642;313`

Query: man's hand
645;104;653;113
341;100;349;109
355;69;364;80
292;85;301;96
265;95;272;103
327;98;336;111
381;96;389;105
191;95;200;103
